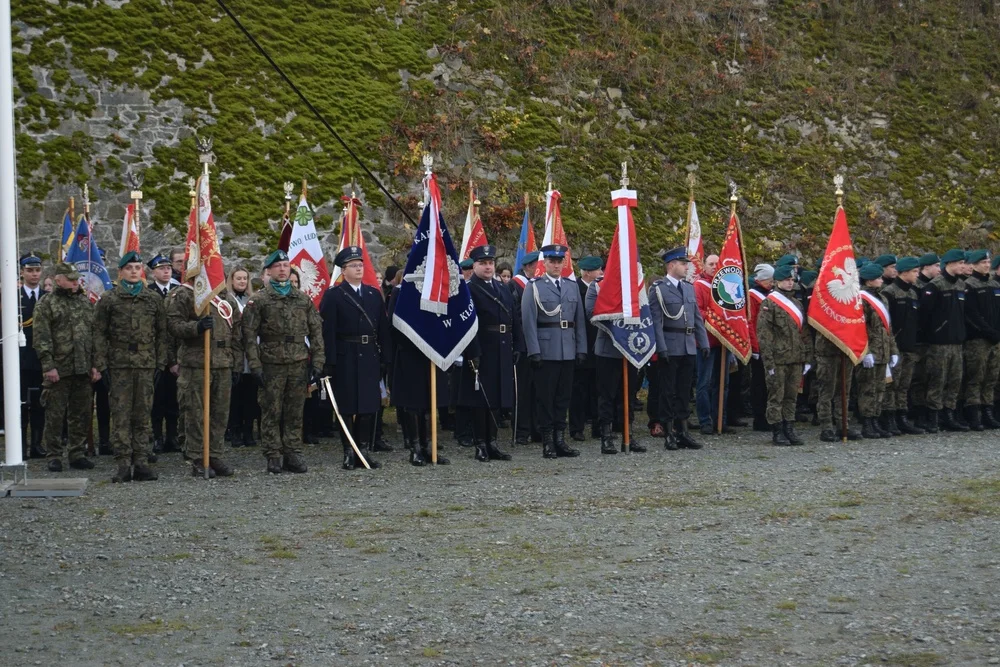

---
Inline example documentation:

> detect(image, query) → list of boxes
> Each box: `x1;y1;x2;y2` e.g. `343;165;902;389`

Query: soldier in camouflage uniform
959;249;1000;430
242;250;324;474
856;263;899;439
756;264;813;446
93;253;167;482
880;256;924;435
909;252;940;427
919;248;969;432
167;274;242;478
31;262;98;472
991;255;1000;420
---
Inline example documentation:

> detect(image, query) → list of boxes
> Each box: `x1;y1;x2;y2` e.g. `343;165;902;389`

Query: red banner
459;184;488;260
533;189;575;279
700;211;751;363
807;206;868;363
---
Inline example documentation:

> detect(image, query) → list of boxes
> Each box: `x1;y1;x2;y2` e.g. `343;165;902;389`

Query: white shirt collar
545;273;561;286
155;281;171;291
665;275;680;288
24;285;37;299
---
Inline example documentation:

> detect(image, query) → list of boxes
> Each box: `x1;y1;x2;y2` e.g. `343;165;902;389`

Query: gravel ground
1;417;999;667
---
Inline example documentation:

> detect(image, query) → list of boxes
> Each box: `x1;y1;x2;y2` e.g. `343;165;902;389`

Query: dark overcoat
386;286;450;411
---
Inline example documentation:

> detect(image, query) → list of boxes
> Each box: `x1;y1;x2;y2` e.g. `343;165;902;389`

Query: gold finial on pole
834;174;844;208
620;161;629;188
544;158;554;191
729;180;738;216
283;181;294;215
127;168;144;228
351;177;357;200
301;178;308;198
69;196;75;222
687;172;697;202
197;137;214;177
188;177;197;209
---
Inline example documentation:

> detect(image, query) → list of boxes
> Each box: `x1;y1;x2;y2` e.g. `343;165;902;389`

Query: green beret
799;270;818;286
815;258;823;271
578;256;603;271
775;254;798;267
773;264;794;281
966;249;990;265
992;256;1000;271
264;249;289;268
118;251;142;269
874;254;897;267
460;258;474;270
856;256;870;267
918;252;939;267
860;263;884;281
941;248;966;265
896;257;920;272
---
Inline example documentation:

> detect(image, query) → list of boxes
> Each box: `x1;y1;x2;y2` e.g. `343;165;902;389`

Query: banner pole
840;355;848;444
717;352;726;435
622;359;630;452
430;360;437;465
203;329;211;478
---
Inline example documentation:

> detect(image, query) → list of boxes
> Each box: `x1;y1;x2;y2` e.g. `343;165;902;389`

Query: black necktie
554;279;561;293
28;290;36;306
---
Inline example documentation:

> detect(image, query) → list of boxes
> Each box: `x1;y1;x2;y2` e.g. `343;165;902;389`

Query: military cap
54;261;80;280
469;245;497;262
147;254;171;270
799;270;818;286
334;246;363;268
773;264;795;281
118;251;142;269
775;253;799;267
660;246;689;263
940;248;966;265
264;249;289;268
859;263;884;281
540;244;568;259
19;252;41;267
966;249;990;265
459;258;474;270
753;263;774;281
522;251;540;265
856;256;870;267
896;256;920;273
992;256;1000;271
918;252;939;267
578;255;603;271
874;254;897;267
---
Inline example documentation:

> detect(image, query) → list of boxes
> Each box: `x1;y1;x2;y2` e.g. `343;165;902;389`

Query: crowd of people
4;239;998;481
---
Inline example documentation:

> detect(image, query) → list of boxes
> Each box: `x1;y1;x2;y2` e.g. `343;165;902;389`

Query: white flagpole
1;0;24;468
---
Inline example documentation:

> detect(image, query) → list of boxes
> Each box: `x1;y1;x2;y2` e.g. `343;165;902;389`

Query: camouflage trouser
856;364;887;417
765;363;802;424
109;368;155;465
40;374;91;462
925;344;963;410
178;366;231;461
961;339;1000;406
884;351;919;412
261;361;308;459
909;344;929;408
816;353;854;427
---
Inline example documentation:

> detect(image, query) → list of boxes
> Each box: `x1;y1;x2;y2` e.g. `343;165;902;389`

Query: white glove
803;363;812;375
862;353;875;369
890;354;899;368
752;353;760;360
767;368;775;376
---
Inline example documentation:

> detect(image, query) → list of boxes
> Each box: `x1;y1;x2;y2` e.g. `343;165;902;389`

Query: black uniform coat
456;275;524;409
578;279;599;367
19;285;47;372
320;281;391;415
386;286;450;411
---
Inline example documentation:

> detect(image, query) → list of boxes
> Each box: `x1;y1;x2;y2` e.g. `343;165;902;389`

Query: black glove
529;353;542;369
196;316;214;333
322;363;336;378
700;347;711;360
576;353;587;365
153;369;162;387
231;371;241;387
512;351;521;365
253;370;266;388
309;368;320;386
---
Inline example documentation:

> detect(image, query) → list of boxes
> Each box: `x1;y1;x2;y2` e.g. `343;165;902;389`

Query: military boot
600;424;617;455
941;408;969;432
772;422;791;446
874;414;894;438
474;440;489;462
341;442;357;471
675;419;703;449
982;405;1000;429
964;405;985;431
419;441;449;465
209;457;234;477
542;430;557;459
69;456;95;470
923;409;940;434
192;462;217;478
553;429;580;457
486;439;512;461
820;428;838;442
861;417;881;439
882;412;902;436
133;463;159;481
626;431;647;453
111;462;132;483
282;452;308;474
664;423;679;450
842;423;863;441
896;410;925;435
783;420;805;446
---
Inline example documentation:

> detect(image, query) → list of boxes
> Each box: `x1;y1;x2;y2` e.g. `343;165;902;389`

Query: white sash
766;291;803;330
859;290;891;331
749;288;766;304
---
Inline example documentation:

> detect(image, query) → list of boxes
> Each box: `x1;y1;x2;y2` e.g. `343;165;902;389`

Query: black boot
282;452;308;474
243;422;257;447
420;443;448;465
553;429;580;457
341;441;357;470
783;420;805;446
942;408;969;432
820;428;838;442
843;423;863;441
474;440;489;462
600;424;617;455
965;405;985;431
896;410;925;435
924;409;940;434
542;430;557;459
675;419;703;449
875;414;894;437
267;457;283;474
882;412;902;436
772;422;791;446
626;431;647;453
664;424;679;450
485;440;512;461
982;405;1000;429
861;417;881;439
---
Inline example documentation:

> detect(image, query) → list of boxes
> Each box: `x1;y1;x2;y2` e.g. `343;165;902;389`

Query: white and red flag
330;194;380;290
685;196;704;281
533;187;575;279
287;193;332;306
119;203;140;257
183;173;226;316
592;186;640;325
458;182;487;260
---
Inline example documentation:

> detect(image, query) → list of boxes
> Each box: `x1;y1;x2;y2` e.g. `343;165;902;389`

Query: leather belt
215;340;229;348
485;324;509;334
338;335;372;344
538;321;574;329
261;335;300;343
664;326;694;334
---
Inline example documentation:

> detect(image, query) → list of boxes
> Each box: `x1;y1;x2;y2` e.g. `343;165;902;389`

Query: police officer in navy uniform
18;252;47;458
509;251;540;445
457;244;523;462
147;254;180;458
320;246;392;470
649;247;710;450
521;244;587;458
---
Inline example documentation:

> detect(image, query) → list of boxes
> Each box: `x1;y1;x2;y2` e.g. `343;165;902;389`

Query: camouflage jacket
756;288;813;367
32;287;95;376
166;287;244;369
861;286;898;362
242;282;324;371
93;283;167;371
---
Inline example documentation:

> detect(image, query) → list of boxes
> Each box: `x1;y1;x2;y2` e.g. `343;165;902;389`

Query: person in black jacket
568;256;602;441
509;251;540;445
960;250;1000;429
880;256;924;435
919;249;968;432
18;252;47;458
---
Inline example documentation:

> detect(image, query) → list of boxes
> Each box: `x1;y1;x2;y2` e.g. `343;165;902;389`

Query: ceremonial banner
807;206;868;363
65;215;112;302
277;207;293;253
119;202;140;257
512;197;537;276
700;211;751;363
392;171;478;370
287;193;332;306
592;187;641;325
458;184;487;260
60;208;75;261
330;194;380;290
184;173;226;316
685;197;704;281
533;187;575;279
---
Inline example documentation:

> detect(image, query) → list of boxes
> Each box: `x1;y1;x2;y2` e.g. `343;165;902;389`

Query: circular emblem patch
711;265;745;310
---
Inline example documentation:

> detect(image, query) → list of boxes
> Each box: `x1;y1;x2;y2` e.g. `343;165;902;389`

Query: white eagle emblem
296;257;324;300
403;255;461;297
827;257;861;308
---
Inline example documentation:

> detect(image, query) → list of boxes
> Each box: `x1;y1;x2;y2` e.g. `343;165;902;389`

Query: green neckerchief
270;279;292;296
121;280;144;296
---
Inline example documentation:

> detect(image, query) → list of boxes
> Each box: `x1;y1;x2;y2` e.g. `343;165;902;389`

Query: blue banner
60;210;75;261
513;205;531;276
65;216;112;299
594;300;657;369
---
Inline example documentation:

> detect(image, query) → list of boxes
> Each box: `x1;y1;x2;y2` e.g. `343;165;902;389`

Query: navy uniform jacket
584;279;622;359
649;277;709;356
386;286;450;411
320;281;391;415
20;285;47;372
521;275;587;361
456;275;524;409
578;279;599;367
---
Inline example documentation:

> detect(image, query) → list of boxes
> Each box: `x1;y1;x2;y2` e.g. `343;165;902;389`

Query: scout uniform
880;256;925;435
